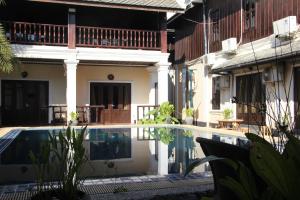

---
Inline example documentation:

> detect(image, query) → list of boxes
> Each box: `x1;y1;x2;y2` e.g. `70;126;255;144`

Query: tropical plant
30;126;89;200
223;108;232;120
29;141;52;194
183;108;194;117
0;0;14;73
139;101;179;124
154;127;175;144
183;129;193;137
70;111;79;121
185;132;300;200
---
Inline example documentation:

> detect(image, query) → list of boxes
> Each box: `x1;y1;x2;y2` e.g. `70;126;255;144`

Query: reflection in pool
0;127;245;184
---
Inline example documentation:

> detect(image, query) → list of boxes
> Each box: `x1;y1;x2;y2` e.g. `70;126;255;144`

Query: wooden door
236;73;266;125
1;80;49;126
294;68;300;129
90;83;131;124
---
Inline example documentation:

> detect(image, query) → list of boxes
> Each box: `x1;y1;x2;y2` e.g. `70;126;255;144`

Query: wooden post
68;8;76;49
160;13;167;53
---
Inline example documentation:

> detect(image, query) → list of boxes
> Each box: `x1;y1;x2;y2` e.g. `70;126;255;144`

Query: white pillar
156;63;170;104
158;141;168;175
64;59;79;122
147;67;158;105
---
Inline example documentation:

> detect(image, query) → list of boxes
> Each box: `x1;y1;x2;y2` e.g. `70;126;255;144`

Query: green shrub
223;108;232;119
183;108;194;117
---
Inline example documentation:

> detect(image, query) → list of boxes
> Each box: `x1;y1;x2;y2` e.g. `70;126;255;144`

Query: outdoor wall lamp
21;71;28;78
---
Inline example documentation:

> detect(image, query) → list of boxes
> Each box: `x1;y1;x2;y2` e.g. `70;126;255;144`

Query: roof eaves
28;0;185;12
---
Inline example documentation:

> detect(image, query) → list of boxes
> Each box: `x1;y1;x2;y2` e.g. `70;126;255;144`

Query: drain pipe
237;0;243;46
203;0;208;54
207;8;212;54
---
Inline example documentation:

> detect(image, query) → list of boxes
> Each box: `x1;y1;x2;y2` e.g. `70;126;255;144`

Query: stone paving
0;172;213;198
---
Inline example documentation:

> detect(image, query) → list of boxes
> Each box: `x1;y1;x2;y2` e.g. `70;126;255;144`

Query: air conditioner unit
222;38;237;54
273;16;298;38
263;65;284;83
220;76;230;88
204;53;216;66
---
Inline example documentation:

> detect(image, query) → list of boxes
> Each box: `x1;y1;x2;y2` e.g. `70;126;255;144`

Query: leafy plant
223;108;233;119
70;112;79;121
155;128;175;144
30;126;88;200
183;108;194;117
29;141;52;193
183;130;193;137
0;0;15;73
139;101;179;124
185;133;300;200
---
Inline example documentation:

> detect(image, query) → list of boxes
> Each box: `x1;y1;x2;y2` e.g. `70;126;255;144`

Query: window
211;9;220;42
244;0;256;30
212;77;221;110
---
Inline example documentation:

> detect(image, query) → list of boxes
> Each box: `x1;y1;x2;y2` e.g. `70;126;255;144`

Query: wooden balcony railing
77;105;105;124
2;21;68;46
48;105;105;125
76;26;161;50
137;105;159;122
2;21;163;50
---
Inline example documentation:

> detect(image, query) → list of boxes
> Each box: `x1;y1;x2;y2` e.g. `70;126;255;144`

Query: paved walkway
0;173;213;200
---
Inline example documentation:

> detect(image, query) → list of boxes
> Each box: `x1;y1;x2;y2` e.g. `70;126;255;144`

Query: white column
64;59;79;122
147;66;158;105
158;141;168;175
156;63;170;104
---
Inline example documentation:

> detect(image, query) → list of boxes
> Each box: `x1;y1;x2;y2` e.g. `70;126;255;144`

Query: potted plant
223;108;232;120
70;111;79;126
183;108;194;125
29;126;90;200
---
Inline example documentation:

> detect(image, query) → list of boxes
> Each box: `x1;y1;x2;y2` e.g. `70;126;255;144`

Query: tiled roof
81;0;184;10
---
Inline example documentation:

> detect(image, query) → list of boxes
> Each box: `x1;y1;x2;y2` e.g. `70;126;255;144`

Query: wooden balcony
2;21;68;46
2;21;163;51
76;26;161;50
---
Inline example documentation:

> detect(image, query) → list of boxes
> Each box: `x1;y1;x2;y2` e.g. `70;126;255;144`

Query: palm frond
0;0;5;6
0;23;14;73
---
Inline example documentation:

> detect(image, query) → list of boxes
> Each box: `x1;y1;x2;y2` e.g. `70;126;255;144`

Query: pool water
0;126;245;184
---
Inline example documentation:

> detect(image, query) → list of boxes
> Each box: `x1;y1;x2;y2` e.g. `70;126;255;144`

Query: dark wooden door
1;80;49;126
90;83;131;124
236;73;266;125
294;68;300;129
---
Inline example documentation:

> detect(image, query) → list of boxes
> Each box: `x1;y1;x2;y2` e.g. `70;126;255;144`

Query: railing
76;26;161;50
49;105;67;125
2;21;68;46
137;105;159;122
76;105;105;124
1;21;163;50
48;105;106;125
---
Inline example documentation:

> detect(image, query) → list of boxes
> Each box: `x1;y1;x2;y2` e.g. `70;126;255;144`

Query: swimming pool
0;126;246;184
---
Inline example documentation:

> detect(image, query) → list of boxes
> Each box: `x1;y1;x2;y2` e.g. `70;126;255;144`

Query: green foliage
223;108;233;119
183;108;194;117
29;141;51;193
139;102;179;124
70;112;79;121
219;133;300;200
30;126;88;200
184;155;223;176
183;130;193;137
0;0;14;73
185;132;300;200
